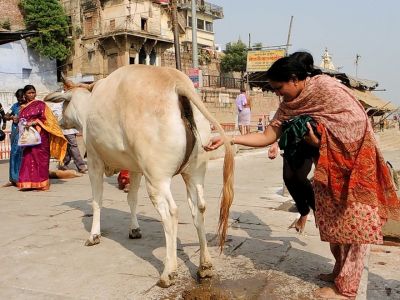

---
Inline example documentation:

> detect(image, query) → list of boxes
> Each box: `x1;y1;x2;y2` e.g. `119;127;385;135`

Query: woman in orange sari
17;85;67;191
205;55;400;299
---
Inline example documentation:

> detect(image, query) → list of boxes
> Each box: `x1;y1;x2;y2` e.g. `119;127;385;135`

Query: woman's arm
204;124;281;151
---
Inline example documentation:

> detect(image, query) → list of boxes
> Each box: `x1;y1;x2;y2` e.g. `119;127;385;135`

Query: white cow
45;65;234;287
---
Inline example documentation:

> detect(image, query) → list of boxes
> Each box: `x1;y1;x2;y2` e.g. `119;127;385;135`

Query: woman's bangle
230;136;235;145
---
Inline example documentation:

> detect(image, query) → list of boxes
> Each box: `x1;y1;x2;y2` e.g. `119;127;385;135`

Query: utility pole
285;16;293;55
355;53;361;77
171;0;182;70
191;0;198;68
248;33;251;49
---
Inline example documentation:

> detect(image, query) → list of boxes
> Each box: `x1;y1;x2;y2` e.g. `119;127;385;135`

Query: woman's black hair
266;52;322;82
15;88;24;98
23;84;36;94
290;51;322;77
266;56;309;82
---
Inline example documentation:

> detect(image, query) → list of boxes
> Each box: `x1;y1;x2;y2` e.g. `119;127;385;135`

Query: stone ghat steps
375;129;400;151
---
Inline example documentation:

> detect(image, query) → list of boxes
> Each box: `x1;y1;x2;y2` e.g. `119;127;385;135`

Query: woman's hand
304;122;320;148
268;142;279;159
204;136;224;151
13;116;19;123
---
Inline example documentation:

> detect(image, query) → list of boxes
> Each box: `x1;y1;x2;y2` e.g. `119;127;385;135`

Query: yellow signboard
246;49;286;72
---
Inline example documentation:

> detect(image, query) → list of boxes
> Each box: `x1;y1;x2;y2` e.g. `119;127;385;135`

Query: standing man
235;88;251;135
50;102;87;174
59;128;88;174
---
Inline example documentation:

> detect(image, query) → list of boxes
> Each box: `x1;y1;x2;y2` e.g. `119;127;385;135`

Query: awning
0;30;38;45
351;89;397;111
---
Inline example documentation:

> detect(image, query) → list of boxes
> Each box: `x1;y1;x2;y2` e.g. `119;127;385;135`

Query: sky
210;0;400;105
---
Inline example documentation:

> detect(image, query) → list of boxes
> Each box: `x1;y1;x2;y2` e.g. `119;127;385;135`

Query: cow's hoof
197;262;214;278
157;272;177;288
129;228;142;239
85;234;101;246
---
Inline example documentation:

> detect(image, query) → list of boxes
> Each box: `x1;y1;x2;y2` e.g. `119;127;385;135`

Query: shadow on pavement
62;199;199;278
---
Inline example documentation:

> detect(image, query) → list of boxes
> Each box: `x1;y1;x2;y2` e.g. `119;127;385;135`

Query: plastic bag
18;119;41;147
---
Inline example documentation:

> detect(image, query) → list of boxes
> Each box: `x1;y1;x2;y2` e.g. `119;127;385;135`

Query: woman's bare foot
317;273;336;282
288;215;307;233
314;287;352;299
2;181;14;187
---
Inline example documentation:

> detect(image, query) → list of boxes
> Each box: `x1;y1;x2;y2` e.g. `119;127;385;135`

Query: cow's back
85;65;209;177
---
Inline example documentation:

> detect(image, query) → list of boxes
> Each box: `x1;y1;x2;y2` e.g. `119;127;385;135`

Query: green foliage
220;40;247;75
252;42;263;50
20;0;71;61
1;19;11;30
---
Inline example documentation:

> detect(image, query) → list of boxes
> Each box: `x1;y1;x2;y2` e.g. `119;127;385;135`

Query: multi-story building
61;0;223;82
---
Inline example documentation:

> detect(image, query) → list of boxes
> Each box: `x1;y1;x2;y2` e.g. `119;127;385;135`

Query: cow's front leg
85;153;105;246
127;172;142;239
146;178;178;288
182;170;213;279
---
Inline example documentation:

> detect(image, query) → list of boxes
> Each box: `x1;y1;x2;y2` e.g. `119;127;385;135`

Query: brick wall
0;0;25;30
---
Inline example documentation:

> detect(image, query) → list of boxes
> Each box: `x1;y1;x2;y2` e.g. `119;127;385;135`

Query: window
205;21;213;32
108;54;118;74
188;16;192;27
129;57;135;65
110;19;115;30
85;16;93;36
88;50;95;61
22;68;32;79
141;18;148;31
197;19;204;30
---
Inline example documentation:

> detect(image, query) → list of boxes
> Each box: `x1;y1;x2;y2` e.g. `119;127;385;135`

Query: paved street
0;146;399;299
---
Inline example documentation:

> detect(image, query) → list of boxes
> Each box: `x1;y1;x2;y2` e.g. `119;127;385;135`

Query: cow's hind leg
127;172;142;239
85;153;105;246
145;178;178;288
182;167;213;279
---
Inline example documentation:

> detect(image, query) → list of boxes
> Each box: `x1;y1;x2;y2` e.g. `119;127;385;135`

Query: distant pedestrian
3;89;26;186
58;128;87;174
0;103;6;131
379;118;384;132
235;88;251;134
50;102;87;174
257;118;264;132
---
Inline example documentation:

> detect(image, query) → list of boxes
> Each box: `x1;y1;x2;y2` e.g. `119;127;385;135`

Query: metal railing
179;0;224;18
202;75;243;89
0;131;11;160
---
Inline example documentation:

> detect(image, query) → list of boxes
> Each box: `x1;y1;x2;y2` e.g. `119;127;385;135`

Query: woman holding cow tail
17;85;67;191
205;54;400;299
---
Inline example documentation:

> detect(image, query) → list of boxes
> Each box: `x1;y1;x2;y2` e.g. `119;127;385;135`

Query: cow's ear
44;91;72;103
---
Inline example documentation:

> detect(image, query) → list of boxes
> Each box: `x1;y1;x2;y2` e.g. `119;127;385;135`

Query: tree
252;42;263;50
20;0;71;61
220;40;247;76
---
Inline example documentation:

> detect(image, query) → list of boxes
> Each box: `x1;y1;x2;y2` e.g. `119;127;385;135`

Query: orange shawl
274;75;400;220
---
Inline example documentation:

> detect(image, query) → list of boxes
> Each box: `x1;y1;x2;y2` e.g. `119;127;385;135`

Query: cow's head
44;88;91;131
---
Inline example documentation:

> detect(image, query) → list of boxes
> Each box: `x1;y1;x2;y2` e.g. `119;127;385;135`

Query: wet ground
164;271;316;300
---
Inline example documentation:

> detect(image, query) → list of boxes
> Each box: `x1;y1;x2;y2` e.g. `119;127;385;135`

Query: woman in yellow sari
17;85;67;191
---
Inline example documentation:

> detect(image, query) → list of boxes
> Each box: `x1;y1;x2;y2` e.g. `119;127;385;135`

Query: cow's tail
176;81;234;253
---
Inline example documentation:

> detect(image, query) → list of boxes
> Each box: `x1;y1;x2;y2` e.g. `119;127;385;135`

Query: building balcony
178;0;223;19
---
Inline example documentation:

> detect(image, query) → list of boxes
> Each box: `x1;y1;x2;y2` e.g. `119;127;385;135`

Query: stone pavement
0;147;399;299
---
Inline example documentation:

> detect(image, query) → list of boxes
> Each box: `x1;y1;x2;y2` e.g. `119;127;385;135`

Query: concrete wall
0;40;58;111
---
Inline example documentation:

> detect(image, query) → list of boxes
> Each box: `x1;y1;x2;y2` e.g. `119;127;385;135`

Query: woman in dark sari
4;89;26;186
17;85;67;191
